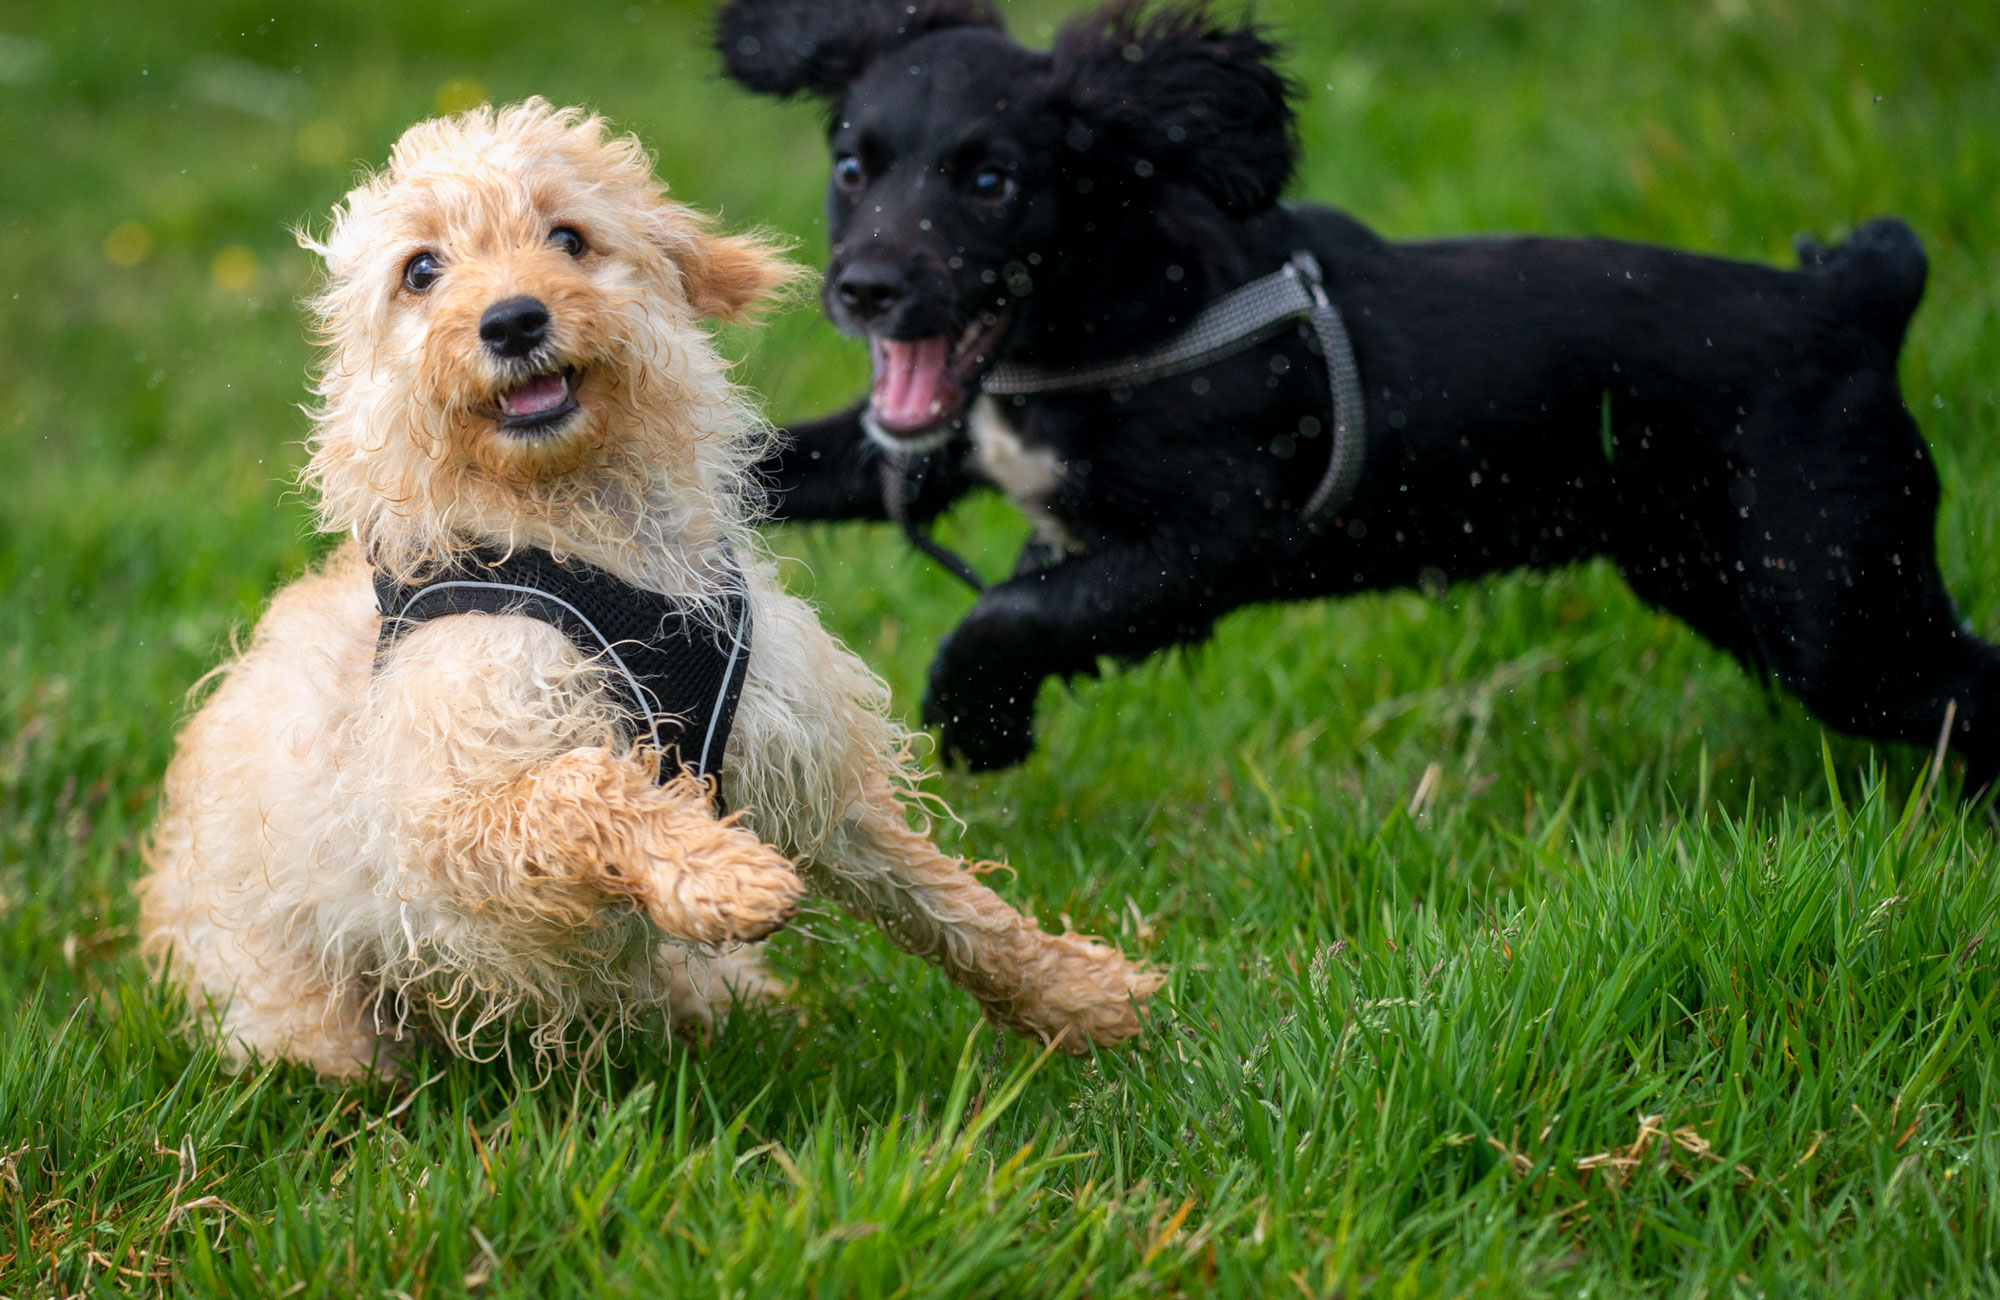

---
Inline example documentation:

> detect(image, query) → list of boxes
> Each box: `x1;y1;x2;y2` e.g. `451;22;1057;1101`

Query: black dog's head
717;0;1298;448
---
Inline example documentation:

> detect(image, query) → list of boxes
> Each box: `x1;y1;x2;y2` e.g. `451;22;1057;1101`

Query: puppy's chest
967;396;1082;552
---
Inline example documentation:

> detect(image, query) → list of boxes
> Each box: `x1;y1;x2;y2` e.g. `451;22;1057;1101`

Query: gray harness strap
983;250;1368;532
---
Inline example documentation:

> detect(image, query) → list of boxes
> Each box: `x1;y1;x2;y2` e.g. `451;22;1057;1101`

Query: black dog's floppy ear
1054;0;1298;217
717;0;1004;99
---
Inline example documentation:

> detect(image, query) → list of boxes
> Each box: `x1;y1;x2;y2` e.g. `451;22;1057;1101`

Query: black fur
1051;3;1300;217
718;0;2000;792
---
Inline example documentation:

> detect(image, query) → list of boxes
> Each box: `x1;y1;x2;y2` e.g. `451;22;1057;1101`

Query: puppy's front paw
639;822;804;946
923;661;1038;770
1000;930;1164;1053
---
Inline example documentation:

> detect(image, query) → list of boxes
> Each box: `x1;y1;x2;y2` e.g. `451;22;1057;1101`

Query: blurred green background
3;0;2000;1295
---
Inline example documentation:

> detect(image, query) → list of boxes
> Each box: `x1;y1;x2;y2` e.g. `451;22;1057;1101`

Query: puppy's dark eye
403;251;442;293
833;154;864;190
549;226;587;258
968;168;1015;203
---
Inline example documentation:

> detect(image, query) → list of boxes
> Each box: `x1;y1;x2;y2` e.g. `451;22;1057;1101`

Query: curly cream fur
138;99;1159;1079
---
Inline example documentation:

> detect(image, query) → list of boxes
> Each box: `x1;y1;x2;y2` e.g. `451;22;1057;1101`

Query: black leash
880;456;987;593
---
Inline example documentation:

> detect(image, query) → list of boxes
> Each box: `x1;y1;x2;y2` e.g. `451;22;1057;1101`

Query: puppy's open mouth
494;367;581;437
866;312;1011;448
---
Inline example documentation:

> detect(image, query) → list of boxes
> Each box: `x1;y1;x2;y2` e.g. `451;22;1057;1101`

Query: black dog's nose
479;296;551;358
833;264;906;321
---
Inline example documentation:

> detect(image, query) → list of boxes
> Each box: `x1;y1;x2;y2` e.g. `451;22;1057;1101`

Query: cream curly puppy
138;99;1158;1080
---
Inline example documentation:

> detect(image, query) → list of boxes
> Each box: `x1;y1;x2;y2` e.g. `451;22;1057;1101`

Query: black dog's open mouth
494;366;582;437
866;312;1011;447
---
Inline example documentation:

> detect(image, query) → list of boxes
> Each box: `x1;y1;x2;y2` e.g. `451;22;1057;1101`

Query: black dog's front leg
923;539;1240;769
756;399;978;524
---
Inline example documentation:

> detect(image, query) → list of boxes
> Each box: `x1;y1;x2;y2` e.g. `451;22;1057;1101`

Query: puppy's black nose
833;264;906;321
479;296;551;358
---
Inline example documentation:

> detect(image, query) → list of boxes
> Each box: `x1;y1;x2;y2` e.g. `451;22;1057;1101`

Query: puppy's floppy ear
680;229;805;322
1054;0;1298;218
716;0;1003;99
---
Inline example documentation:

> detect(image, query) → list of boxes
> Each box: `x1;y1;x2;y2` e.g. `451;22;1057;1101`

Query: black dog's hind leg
922;539;1245;768
755;399;980;523
1754;564;2000;800
1727;382;2000;799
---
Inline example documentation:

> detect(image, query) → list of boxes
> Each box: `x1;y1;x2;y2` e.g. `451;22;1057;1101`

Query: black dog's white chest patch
967;396;1081;552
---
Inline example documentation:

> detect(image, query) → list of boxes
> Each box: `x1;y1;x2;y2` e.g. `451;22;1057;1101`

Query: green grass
4;0;2000;1293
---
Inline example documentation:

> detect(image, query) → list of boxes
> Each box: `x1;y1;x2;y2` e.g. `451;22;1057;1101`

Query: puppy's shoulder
726;559;900;848
255;538;374;627
228;538;380;684
738;560;871;692
733;557;896;743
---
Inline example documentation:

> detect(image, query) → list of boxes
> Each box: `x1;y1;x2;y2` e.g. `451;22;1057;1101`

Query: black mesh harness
373;546;753;807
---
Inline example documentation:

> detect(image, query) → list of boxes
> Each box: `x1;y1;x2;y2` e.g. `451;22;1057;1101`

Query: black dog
717;0;2000;792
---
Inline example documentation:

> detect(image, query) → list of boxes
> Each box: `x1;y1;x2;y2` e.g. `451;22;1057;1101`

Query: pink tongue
503;372;567;417
870;337;952;430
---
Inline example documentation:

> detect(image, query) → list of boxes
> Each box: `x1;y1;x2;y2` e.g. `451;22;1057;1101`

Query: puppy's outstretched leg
432;751;803;947
802;770;1161;1051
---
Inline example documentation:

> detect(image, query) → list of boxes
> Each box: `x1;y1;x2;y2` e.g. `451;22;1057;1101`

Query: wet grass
3;0;1999;1294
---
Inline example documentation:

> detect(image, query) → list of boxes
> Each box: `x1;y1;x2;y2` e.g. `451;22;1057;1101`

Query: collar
982;250;1367;532
873;251;1368;592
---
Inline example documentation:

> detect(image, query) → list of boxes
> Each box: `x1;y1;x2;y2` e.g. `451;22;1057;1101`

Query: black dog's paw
922;662;1038;771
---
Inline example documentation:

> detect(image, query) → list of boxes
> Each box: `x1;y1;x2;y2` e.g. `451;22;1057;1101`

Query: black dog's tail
1795;216;1928;349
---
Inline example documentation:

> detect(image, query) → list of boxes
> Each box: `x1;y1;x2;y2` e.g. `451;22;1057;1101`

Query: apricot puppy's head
303;98;794;576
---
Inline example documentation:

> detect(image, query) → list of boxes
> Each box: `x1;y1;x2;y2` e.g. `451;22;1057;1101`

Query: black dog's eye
549;226;587;258
968;167;1015;203
403;251;442;293
833;154;864;190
